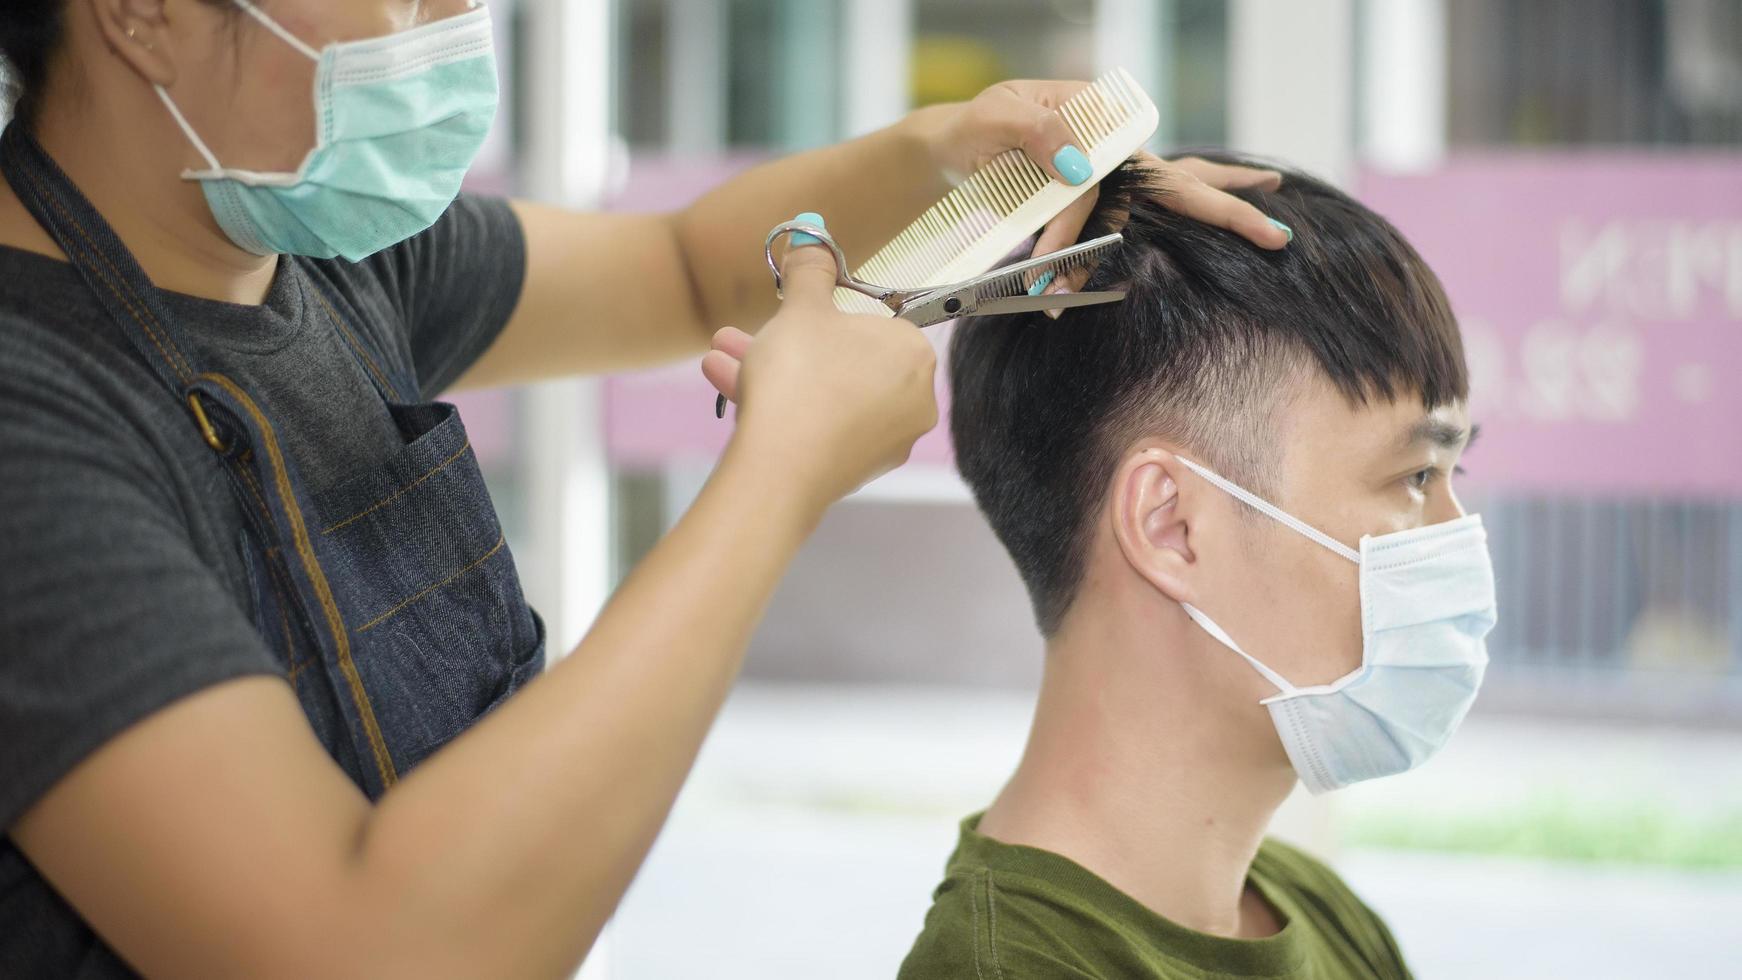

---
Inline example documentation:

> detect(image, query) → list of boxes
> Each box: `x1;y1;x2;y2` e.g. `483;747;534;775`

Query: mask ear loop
1171;454;1361;705
153;86;224;173
152;0;316;176
1179;602;1300;703
231;0;324;61
1173;456;1361;565
154;0;323;180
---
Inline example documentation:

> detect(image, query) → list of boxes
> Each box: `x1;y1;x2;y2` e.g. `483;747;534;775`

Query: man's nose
444;0;488;17
1427;485;1467;525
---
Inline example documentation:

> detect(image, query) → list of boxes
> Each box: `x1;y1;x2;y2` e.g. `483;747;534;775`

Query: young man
898;158;1496;979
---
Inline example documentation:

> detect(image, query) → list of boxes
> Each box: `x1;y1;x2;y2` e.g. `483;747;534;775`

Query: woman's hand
705;215;938;511
909;81;1293;300
1030;150;1291;310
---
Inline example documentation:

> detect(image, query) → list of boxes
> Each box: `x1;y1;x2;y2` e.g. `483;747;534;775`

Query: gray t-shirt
0;194;527;977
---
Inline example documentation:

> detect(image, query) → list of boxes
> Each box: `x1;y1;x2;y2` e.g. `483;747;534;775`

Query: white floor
587;684;1742;979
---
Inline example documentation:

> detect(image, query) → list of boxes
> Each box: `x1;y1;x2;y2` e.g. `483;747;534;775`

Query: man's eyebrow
1404;417;1478;449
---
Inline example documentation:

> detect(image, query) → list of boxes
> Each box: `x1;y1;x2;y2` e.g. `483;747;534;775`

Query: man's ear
87;0;178;88
1109;443;1199;606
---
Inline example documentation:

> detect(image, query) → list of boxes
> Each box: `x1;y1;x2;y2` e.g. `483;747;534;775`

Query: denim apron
0;126;546;799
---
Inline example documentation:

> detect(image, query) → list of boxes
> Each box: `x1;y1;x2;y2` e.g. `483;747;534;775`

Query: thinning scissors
713;221;1128;418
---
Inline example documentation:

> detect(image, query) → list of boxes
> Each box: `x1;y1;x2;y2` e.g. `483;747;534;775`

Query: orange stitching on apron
235;459;275;532
252;530;311;676
201;371;399;789
236;465;313;670
321;438;473;535
33;156;392;786
277;615;304;671
312;288;404;403
270;586;308;676
233;472;309;678
354;531;506;634
287;656;312;684
25;168;197;385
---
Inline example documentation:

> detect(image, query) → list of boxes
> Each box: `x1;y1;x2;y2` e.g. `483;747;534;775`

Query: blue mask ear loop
153;85;226;174
1177;602;1299;701
1173;456;1362;564
1171;455;1364;704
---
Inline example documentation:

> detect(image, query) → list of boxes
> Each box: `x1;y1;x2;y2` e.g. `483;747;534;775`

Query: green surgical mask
155;0;498;261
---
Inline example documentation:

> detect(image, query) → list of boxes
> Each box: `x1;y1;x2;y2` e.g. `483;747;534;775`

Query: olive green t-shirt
897;815;1412;980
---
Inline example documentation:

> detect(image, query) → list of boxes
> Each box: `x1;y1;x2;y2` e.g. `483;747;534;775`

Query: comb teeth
837;67;1159;316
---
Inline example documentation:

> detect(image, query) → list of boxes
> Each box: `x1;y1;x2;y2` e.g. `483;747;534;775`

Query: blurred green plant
1343;793;1742;870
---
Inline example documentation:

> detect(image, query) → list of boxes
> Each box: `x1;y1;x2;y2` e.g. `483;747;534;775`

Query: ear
1108;442;1199;606
88;0;178;88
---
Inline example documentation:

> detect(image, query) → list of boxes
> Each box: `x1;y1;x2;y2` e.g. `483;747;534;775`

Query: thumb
779;212;845;308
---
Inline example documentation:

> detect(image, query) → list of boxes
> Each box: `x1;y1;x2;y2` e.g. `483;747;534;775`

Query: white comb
835;66;1159;316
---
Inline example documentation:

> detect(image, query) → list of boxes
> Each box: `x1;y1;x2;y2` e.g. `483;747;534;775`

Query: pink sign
1359;154;1742;497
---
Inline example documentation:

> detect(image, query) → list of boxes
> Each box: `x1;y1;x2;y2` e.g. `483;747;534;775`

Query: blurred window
616;0;845;151
1448;0;1742;146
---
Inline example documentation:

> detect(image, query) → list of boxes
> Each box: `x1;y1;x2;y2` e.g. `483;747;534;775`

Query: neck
0;94;277;306
978;605;1297;938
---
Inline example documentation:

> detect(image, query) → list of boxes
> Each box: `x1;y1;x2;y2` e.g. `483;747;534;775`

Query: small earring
125;26;154;51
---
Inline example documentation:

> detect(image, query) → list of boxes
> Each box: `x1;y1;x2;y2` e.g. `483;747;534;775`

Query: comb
835;66;1159;316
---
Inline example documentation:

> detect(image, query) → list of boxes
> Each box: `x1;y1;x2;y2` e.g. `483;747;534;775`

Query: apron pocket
309;400;544;778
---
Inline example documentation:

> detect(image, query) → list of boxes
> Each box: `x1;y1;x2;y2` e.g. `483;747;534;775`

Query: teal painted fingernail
1027;270;1057;296
791;211;826;247
1053;145;1091;186
1268;217;1294;243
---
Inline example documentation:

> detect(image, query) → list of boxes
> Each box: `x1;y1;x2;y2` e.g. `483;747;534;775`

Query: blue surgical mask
154;0;498;261
1174;456;1498;795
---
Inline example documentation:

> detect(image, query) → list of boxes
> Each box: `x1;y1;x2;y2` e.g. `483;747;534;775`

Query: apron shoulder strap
0;123;202;399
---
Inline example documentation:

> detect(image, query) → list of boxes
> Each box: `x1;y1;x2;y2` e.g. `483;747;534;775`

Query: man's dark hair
950;153;1467;636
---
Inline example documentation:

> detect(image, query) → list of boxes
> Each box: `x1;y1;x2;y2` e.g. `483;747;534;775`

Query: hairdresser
0;1;1292;975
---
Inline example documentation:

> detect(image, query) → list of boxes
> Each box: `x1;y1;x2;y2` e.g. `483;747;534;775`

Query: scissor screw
944;297;962;315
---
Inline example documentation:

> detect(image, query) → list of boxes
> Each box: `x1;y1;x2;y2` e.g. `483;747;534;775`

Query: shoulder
0;306;220;552
1255;838;1412;977
0;304;115;383
898;867;1100;980
0;315;277;836
0;306;191;444
0;306;176;443
896;869;986;980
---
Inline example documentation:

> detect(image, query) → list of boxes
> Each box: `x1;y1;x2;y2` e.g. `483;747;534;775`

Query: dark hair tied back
0;0;68;126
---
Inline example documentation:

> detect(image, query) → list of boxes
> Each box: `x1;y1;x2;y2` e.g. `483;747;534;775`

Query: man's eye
1406;464;1468;493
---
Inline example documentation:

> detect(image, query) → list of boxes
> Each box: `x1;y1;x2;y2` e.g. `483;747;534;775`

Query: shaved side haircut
949;153;1468;635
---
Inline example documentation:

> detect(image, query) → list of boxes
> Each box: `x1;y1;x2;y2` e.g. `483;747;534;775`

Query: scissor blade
895;232;1125;327
967;290;1128;317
